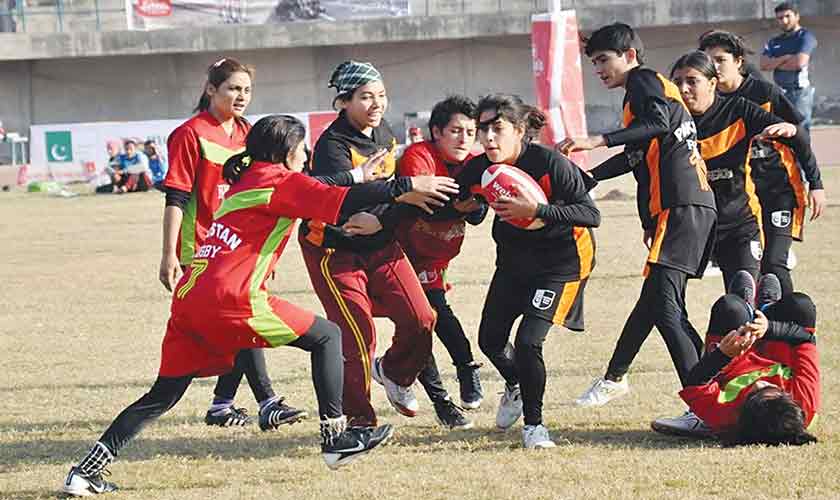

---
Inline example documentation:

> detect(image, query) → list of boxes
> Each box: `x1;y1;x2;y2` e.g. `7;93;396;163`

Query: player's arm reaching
557;70;670;154
743;100;826;219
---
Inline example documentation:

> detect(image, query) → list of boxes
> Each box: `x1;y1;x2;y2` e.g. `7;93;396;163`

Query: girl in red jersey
652;282;819;446
161;58;304;430
61;114;455;496
396;95;488;429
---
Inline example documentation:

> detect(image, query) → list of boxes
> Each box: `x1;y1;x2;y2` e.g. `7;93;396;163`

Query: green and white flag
46;131;73;162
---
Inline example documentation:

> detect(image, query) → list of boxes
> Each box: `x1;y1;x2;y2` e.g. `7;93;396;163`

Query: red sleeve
164;125;201;192
398;143;437;177
679;381;736;432
789;342;820;427
267;172;349;224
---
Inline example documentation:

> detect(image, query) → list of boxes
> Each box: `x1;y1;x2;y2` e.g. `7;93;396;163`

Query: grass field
1;169;839;500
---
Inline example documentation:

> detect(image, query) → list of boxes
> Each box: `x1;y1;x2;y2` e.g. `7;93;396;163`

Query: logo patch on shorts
771;210;791;228
750;240;763;261
417;270;438;284
532;289;556;310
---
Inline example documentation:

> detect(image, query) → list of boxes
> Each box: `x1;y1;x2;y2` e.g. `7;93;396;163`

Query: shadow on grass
386;424;716;453
1;431;319;470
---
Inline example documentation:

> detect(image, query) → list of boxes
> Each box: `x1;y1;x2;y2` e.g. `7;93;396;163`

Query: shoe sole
323;426;395;470
259;410;309;431
650;421;715;439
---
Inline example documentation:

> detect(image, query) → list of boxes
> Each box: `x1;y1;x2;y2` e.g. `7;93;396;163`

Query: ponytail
523;106;547;142
222;152;252;185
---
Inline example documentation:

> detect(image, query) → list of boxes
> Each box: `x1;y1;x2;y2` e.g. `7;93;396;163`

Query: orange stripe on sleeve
698;119;746;160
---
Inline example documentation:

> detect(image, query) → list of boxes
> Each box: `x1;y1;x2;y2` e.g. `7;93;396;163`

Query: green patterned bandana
328;60;383;95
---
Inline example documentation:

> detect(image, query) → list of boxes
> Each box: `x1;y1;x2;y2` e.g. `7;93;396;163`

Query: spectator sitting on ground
116;139;153;193
144;140;168;190
96;140;125;194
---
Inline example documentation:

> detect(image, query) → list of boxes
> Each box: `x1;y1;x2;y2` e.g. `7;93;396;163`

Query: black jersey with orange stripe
458;142;599;281
722;74;821;202
300;111;399;252
693;94;818;231
597;66;715;230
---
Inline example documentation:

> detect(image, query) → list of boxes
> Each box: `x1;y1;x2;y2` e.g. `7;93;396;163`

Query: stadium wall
1;16;839;140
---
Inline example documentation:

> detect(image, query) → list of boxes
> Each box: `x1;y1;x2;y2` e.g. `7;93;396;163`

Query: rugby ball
479;164;547;230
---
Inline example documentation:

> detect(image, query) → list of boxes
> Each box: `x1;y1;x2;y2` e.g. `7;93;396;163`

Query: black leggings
213;348;275;403
760;206;795;297
416;289;476;403
606;265;704;387
477;275;554;426
98;316;343;456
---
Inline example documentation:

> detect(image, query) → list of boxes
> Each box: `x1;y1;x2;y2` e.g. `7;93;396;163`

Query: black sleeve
603;71;670;147
455;157;488;200
165;186;191;210
537;157;600;227
312;170;356;186
763;320;817;345
590;152;634;181
311;136;353;175
465;200;489;226
685;349;732;386
743;101;823;190
338;177;413;218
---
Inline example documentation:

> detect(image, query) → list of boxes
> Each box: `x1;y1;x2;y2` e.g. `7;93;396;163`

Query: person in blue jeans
760;1;818;130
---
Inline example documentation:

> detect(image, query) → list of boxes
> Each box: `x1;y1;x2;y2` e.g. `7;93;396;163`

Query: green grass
0;169;838;500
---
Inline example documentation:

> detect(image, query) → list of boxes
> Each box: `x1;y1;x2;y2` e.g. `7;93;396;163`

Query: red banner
532;10;588;168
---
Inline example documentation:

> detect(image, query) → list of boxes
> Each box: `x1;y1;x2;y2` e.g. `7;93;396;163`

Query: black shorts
713;220;762;276
646;205;717;278
484;269;588;331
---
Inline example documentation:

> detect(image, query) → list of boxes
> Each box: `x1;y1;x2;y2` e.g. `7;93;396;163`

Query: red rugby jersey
172;162;348;345
165;112;250;265
395;141;471;270
680;342;819;433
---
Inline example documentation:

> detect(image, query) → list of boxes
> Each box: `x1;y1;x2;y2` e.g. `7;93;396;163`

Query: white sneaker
705;261;722;277
575;377;629;407
495;384;523;430
523;424;556;449
651;411;714;438
371;357;418;417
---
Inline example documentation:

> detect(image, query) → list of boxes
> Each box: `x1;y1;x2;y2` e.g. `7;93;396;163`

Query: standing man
760;2;818;130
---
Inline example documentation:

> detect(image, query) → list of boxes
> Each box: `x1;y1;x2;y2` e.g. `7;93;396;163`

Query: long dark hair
222;115;306;185
670;50;718;81
194;57;255;114
476;94;546;143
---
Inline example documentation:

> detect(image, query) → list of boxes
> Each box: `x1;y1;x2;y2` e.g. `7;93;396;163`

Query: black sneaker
756;273;782;311
728;270;756;309
456;362;483;409
433;398;473;430
259;398;308;431
62;466;118;497
204;406;251;427
321;424;394;470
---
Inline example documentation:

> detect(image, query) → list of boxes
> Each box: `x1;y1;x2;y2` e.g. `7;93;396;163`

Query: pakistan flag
46;131;73;162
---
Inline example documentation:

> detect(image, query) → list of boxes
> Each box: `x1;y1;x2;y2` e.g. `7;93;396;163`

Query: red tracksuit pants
301;237;435;426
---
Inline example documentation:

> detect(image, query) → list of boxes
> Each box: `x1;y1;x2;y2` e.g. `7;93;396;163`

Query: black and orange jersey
300;110;399;252
595;66;715;230
722;73;821;234
693;94;818;231
458;142;599;281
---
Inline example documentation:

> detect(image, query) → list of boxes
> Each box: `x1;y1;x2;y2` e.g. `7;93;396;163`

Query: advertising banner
130;0;409;30
28;111;337;184
531;10;588;168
